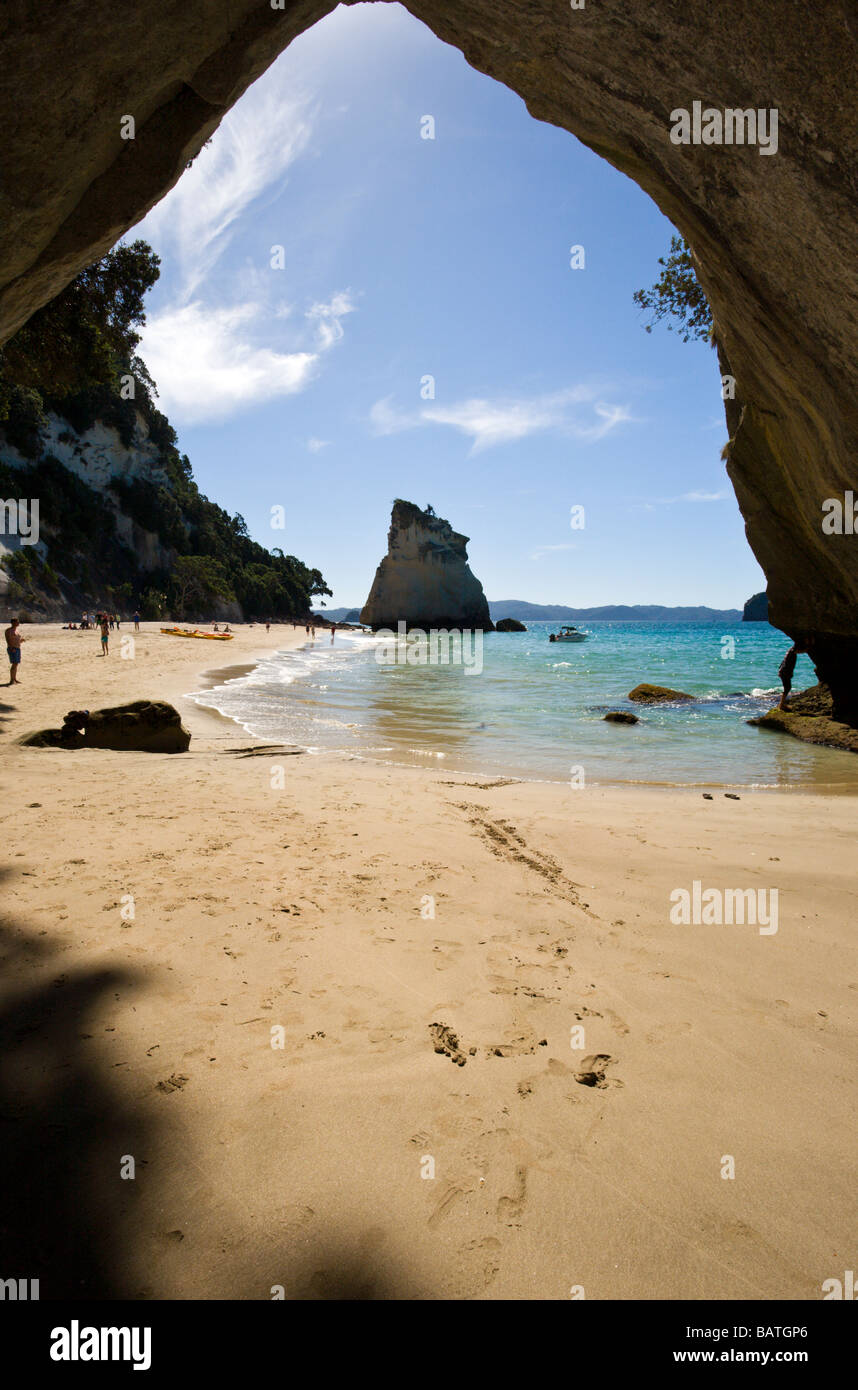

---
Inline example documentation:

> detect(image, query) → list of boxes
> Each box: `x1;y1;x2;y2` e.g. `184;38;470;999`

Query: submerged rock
20;700;191;752
628;683;694;704
360;500;493;631
604;711;639;724
495;617;527;632
748;684;858;754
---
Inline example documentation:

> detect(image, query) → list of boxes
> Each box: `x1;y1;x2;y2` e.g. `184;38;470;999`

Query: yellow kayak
160;628;234;640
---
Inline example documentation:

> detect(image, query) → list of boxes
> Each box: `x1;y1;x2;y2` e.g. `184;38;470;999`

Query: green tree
633;235;713;343
0;239;161;411
170;555;235;618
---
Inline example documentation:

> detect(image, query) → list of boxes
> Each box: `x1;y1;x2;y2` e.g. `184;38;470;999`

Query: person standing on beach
99;614;110;656
330;622;336;644
5;618;25;684
778;642;805;709
133;610;140;632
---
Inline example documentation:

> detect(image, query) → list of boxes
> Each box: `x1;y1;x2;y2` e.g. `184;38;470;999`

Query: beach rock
747;684;858;754
360;500;494;631
603;711;639;724
628;684;694;704
20;700;191;752
495;617;526;631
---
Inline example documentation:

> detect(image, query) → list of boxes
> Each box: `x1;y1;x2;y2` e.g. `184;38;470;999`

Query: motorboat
549;626;589;643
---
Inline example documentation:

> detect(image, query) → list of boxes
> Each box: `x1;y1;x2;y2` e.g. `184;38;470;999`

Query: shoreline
2;621;858;1297
186;639;858;796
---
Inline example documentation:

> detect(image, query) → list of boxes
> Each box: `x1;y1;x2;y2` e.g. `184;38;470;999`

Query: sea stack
360;500;494;631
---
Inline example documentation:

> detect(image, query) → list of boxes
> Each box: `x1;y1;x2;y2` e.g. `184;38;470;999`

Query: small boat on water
549;626;589;643
160;628;234;641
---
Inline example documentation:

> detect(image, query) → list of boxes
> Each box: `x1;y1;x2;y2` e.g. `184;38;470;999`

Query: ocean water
190;621;858;789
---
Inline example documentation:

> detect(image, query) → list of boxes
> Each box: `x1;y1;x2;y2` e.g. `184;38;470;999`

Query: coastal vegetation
0;242;330;620
633;235;713;342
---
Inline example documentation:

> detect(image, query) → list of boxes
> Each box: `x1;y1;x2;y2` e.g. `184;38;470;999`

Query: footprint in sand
431;940;463;971
156;1073;189;1094
496;1165;528;1224
460;1235;502;1288
573;1054;617;1088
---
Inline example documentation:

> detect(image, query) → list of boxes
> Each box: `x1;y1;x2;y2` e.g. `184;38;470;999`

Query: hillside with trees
0;241;330;620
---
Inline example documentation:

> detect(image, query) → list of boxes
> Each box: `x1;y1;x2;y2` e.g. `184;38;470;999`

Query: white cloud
370;386;632;454
307;437;330;453
136;80;316;301
306;291;357;350
140;302;318;424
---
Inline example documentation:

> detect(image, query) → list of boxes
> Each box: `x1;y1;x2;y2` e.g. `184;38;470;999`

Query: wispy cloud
630;489;729;511
530;542;578;561
370;386;633;454
307;291;357;350
137;84;316;302
307;437;330;453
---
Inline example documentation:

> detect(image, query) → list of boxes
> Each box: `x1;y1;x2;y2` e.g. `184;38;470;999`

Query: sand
1;622;857;1300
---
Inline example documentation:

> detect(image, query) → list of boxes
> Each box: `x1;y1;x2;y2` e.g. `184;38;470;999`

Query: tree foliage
633;235;713;343
0;240;161;407
0;241;331;618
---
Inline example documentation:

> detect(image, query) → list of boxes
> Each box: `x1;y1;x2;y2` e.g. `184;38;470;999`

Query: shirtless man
5;618;25;684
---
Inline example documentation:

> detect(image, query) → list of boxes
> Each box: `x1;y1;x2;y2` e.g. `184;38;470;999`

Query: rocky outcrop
495;617;526;632
20;700;191;752
743;592;769;622
747;684;858;754
2;3;858;708
628;684;694;704
604;711;639;725
360;501;493;631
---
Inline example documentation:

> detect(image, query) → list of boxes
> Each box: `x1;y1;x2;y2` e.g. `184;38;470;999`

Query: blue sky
132;1;765;611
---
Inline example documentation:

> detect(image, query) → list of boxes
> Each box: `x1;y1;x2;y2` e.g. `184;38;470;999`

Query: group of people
302;621;337;644
76;611;120;630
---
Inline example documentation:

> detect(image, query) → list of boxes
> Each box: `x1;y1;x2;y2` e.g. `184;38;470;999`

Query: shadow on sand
0;868;150;1297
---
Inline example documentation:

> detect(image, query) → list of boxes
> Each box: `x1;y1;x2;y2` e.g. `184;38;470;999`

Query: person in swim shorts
5;617;25;684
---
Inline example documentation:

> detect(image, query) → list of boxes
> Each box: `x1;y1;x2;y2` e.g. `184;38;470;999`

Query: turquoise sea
191;621;858;789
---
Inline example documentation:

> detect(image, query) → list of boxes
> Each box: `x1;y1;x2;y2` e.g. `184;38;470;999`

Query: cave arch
2;0;857;707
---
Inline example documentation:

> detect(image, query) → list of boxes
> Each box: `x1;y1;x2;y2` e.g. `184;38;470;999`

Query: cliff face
0;399;322;620
0;408;175;613
742;592;769;623
2;2;858;703
360;501;493;631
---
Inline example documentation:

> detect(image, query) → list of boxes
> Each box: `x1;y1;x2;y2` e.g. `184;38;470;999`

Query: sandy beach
2;623;857;1299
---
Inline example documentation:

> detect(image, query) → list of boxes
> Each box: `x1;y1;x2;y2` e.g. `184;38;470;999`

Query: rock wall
361;501;493;630
0;409;175;577
1;1;858;705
